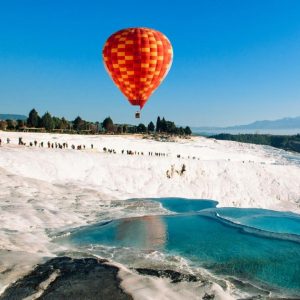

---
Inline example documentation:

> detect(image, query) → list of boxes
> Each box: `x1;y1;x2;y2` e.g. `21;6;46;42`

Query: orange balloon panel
103;27;173;109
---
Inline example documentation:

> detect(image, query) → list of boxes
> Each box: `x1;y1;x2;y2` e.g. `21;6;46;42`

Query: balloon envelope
103;27;173;109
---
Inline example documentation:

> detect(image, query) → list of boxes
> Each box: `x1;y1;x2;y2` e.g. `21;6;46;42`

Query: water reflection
63;199;300;295
116;215;166;249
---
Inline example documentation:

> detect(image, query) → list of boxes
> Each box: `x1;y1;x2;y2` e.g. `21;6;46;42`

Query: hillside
228;116;300;130
0;114;27;121
193;116;300;133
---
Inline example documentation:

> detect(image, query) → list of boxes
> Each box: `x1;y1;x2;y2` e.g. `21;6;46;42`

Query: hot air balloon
102;27;173;118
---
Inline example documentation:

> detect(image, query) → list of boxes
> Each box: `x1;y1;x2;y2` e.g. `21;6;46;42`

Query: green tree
73;116;84;131
122;124;128;133
116;125;123;134
128;126;137;133
27;109;40;128
156;116;161;132
41;112;54;131
137;123;147;133
52;117;62;129
178;127;185;135
160;117;167;132
16;119;25;130
103;117;114;132
60;117;69;130
166;121;176;134
6;119;16;130
147;121;155;132
184;126;192;135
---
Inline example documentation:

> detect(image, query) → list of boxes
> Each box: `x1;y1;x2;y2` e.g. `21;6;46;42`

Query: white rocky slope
0;131;299;298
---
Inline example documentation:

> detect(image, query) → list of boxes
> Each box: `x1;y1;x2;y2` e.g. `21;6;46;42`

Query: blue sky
0;0;300;126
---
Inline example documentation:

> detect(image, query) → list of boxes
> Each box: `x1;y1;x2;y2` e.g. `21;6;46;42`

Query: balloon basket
135;111;141;119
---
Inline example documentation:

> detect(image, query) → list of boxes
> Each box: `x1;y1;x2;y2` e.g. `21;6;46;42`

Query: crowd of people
0;136;172;156
0;136;200;165
103;147;170;157
0;136;195;178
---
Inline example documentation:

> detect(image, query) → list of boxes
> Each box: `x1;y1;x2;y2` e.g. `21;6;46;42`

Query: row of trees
101;116;192;135
27;109;81;131
0;110;97;132
0;109;192;136
211;133;300;153
0;119;25;131
156;116;192;135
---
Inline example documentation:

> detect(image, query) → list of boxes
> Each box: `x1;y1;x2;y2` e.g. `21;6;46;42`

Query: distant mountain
0;114;27;121
227;116;300;130
193;116;300;132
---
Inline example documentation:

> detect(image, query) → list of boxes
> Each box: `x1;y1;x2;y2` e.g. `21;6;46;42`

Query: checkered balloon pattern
103;27;173;109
